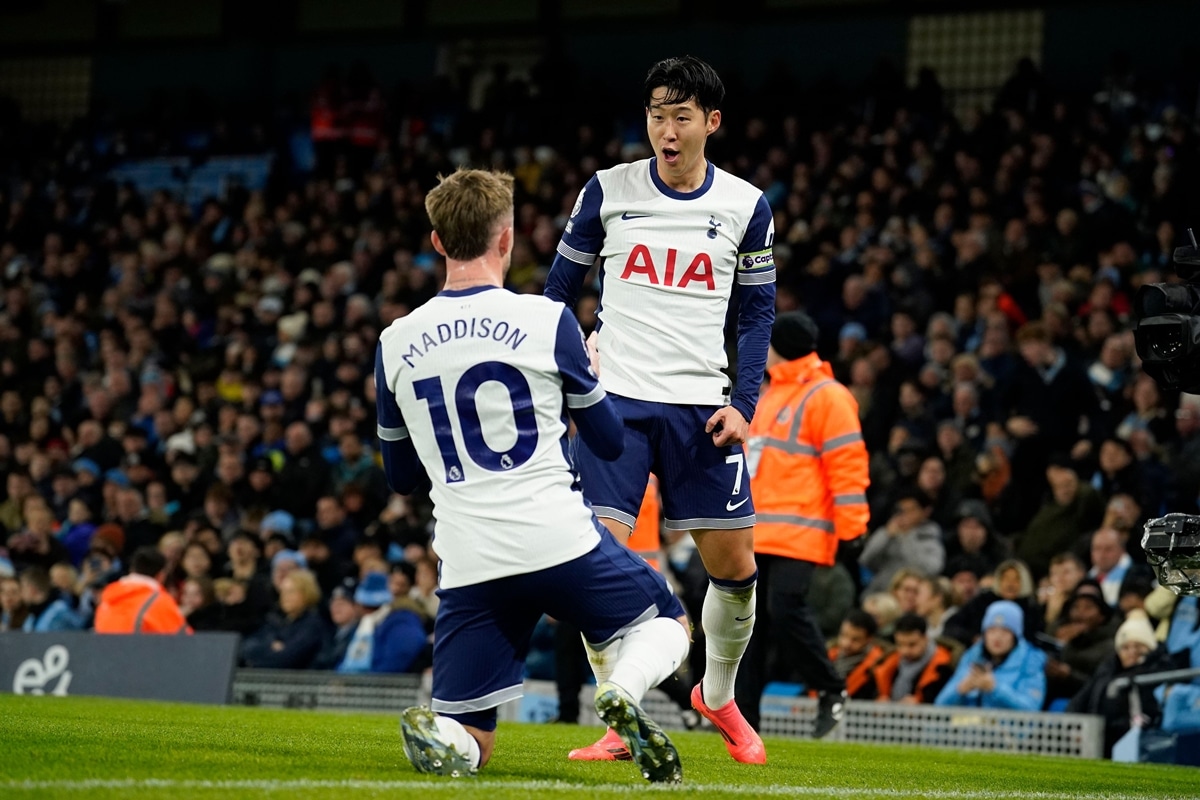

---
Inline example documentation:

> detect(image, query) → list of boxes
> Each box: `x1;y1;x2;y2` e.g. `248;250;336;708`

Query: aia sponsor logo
619;244;715;290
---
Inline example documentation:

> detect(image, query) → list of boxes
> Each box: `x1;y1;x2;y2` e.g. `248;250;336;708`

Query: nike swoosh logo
621;212;652;220
735;615;754;622
726;498;749;511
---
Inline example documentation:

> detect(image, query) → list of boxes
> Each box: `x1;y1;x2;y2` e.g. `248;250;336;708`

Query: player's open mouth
662;148;680;164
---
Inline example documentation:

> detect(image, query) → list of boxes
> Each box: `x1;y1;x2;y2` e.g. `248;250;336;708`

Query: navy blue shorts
430;531;685;726
573;396;755;532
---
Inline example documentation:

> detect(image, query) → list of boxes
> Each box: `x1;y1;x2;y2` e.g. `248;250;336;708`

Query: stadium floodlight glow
1142;513;1200;595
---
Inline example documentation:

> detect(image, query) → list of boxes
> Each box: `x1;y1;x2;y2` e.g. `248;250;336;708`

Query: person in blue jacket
935;600;1046;710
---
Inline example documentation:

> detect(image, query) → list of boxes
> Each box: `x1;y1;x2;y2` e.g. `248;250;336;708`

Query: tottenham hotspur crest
707;216;722;239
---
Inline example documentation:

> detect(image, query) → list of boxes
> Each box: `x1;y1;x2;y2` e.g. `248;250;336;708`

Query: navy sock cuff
709;569;758;592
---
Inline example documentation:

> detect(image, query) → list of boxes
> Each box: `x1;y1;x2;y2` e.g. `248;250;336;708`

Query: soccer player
545;55;775;765
376;168;691;783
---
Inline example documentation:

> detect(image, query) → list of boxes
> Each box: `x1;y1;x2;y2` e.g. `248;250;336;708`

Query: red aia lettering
620;246;715;291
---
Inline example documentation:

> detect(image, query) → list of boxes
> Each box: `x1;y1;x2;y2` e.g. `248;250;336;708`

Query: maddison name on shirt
398;317;528;367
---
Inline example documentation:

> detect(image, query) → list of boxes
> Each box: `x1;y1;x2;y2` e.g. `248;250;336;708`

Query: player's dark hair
843;608;878;637
643;56;724;114
894;612;928;637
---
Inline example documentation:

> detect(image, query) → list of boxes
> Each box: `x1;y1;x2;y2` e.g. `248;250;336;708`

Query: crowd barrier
229;670;1104;759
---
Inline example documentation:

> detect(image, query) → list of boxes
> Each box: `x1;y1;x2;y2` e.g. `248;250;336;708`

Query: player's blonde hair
424;168;515;261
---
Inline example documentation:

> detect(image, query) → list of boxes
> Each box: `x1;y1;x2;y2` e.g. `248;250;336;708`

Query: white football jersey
557;158;775;406
376;286;605;589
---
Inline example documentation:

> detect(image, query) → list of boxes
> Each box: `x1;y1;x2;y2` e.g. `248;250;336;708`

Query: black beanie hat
771;312;819;360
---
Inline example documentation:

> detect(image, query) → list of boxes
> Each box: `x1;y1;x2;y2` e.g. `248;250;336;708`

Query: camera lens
1152;328;1185;358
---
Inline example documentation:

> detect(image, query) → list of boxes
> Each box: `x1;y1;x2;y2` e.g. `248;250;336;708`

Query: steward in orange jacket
94;547;192;635
735;311;871;738
867;613;955;704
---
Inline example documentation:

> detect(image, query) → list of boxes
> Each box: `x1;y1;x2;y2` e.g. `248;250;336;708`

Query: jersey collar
438;285;501;298
648;158;715;200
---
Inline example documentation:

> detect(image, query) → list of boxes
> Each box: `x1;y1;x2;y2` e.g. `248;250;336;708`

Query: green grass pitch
1;694;1195;799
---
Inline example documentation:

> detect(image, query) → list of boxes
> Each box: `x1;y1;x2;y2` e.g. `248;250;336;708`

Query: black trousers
735;554;845;730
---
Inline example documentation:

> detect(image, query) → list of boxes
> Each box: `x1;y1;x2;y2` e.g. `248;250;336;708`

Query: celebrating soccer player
545;55;775;765
377;169;691;783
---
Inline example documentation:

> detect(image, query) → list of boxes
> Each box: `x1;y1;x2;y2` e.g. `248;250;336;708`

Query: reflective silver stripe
756;513;835;532
376;424;409;442
566;384;606;409
556;240;597;266
133;590;160;633
762;438;818;456
736;269;776;285
662;514;755;532
788;380;836;442
432;683;524;714
834;493;868;506
823;431;864;452
591;506;636;530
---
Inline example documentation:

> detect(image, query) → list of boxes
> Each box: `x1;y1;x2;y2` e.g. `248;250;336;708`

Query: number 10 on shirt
413;361;540;483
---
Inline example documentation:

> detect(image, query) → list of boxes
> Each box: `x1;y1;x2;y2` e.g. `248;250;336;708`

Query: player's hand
585;331;600;376
706;407;749;447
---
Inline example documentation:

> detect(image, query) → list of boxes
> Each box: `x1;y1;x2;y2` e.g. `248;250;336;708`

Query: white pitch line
0;779;1187;799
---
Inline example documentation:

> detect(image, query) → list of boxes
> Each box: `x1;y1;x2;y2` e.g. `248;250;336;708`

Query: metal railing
231;670;1104;759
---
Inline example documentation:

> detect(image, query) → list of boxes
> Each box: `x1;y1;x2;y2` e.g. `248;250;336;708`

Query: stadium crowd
2;54;1200;753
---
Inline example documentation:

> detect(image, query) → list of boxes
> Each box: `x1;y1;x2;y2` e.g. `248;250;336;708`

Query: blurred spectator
0;574;28;630
18;566;84;632
944;559;1041;646
1015;457;1104;579
943;500;1009;577
1068;610;1171;757
935;601;1047;710
94;547;191;634
1045;580;1120;702
1087;528;1150;607
1037;552;1086;630
312;583;363;670
860;490;945;594
868;613;956;704
917;575;958;640
240;568;328;668
862;592;902;639
180;576;223;631
828;609;889;700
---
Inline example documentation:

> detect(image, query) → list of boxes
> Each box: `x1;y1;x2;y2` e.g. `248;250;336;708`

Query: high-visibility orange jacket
827;642;888;699
748;353;870;566
869;643;955;704
94;574;192;635
627;475;662;571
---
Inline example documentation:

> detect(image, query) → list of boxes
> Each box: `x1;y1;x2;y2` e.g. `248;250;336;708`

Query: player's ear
707;109;722;136
430;230;447;257
497;224;514;259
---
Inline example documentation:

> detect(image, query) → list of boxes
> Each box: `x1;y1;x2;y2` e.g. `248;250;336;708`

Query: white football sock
434;715;482;769
606;617;690;702
701;575;757;708
583;635;621;684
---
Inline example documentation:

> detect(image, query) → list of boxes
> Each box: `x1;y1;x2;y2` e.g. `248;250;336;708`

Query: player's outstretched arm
545;176;605;307
554;306;625;462
375;343;431;495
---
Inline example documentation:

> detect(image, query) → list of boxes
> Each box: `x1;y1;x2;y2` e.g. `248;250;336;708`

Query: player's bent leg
688;526;765;764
